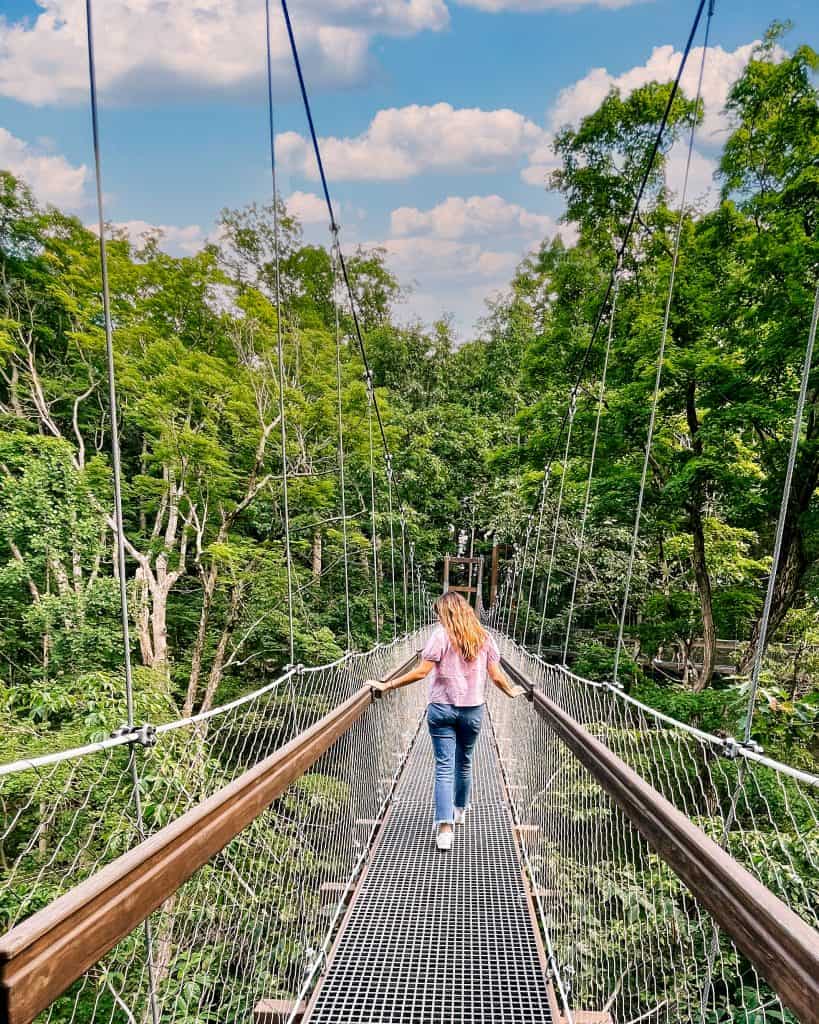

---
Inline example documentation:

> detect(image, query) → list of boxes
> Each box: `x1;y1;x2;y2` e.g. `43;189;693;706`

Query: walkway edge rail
501;659;819;1024
0;653;419;1024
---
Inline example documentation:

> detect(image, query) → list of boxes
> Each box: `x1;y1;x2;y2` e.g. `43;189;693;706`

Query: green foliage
0;23;818;1023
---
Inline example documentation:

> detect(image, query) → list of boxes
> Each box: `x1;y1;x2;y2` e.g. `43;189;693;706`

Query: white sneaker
453;808;466;825
435;826;453;851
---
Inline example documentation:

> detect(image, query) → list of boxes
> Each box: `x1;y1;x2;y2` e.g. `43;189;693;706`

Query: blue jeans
427;703;484;826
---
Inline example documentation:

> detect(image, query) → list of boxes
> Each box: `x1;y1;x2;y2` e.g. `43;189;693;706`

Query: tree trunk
199;584;243;715
680;640;690;688
690;503;716;691
739;524;810;673
183;565;218;716
151;594;169;669
311;529;322;580
738;430;819;674
134;567;154;666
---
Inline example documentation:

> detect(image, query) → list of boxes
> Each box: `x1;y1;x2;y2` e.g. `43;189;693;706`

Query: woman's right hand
505;683;526;699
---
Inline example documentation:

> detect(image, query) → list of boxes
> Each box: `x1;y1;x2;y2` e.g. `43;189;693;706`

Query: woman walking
374;592;524;851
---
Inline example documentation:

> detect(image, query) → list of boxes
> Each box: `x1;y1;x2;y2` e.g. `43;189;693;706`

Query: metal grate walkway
304;714;555;1023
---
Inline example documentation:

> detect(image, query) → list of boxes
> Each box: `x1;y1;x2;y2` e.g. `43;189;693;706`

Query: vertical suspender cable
537;397;576;655
83;4;159;1021
386;457;398;635
503;563;517;636
612;0;712;685
503;552;519;637
563;277;619;663
743;281;819;741
367;383;381;642
280;0;413;545
409;542;417;631
522;467;551;643
85;0;134;732
265;0;295;663
512;516;534;639
331;239;352;649
510;0;707;580
400;511;409;631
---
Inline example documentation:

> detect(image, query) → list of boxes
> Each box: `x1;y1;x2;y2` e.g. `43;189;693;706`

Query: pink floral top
421;625;500;707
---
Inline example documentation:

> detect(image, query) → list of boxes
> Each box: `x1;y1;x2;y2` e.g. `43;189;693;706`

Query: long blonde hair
434;591;487;661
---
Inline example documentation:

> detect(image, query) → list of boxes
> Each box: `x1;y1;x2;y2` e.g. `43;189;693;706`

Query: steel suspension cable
400;511;409;630
83;3;159;1020
563;275;619;663
510;0;708;574
367;387;381;642
266;0;295;662
612;2;713;684
512;516;534;639
331;240;352;649
503;553;520;637
522;467;551;643
743;281;819;742
280;0;429;630
279;0;411;516
409;541;417;630
537;396;577;655
386;457;398;635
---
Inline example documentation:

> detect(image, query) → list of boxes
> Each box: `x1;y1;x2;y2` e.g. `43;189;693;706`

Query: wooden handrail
0;653;419;1024
501;658;819;1024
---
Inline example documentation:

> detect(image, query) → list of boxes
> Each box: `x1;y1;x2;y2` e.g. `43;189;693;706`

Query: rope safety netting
488;633;819;1024
1;0;437;1019
3;0;819;1020
0;625;432;1023
478;25;819;1004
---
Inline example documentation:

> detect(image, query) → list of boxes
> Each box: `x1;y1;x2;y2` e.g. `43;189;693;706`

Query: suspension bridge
1;0;818;1022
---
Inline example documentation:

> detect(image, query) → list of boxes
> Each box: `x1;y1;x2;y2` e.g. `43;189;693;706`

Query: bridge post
441;555;484;609
490;540;499;606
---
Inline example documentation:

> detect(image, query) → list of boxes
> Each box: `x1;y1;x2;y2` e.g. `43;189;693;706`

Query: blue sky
1;0;816;338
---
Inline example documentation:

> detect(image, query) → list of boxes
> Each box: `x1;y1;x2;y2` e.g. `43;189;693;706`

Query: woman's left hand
367;678;391;696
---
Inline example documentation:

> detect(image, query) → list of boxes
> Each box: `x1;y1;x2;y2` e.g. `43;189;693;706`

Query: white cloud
520;135;560;185
390;194;557;240
376;236;518;280
522;39;771;191
457;0;642;9
95;219;207;255
0;127;87;208
286;191;330;226
380;196;579;331
364;234;520;335
0;0;448;107
665;140;718;208
278;103;547;181
549;41;764;144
